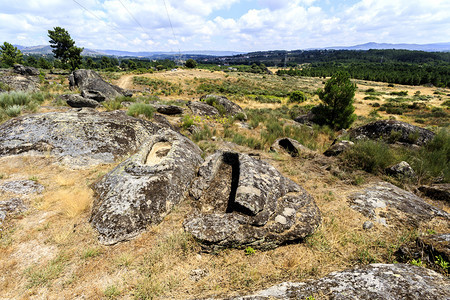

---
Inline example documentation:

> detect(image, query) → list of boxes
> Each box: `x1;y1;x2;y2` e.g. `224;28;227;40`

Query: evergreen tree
185;59;197;68
48;27;83;70
312;71;357;129
0;42;23;67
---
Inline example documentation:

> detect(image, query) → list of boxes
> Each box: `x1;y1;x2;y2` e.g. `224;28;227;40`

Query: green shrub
288;91;307;103
341;140;395;173
127;103;155;119
390;91;408;96
182;115;194;129
5;105;22;117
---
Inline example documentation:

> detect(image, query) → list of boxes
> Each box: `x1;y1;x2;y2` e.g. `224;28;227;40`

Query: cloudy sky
1;0;449;52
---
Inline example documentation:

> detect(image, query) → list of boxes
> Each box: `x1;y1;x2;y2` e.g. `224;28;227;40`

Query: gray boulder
419;184;450;203
187;101;220;117
90;129;203;244
349;120;435;146
152;104;184;115
293;110;315;126
0;198;26;226
0;180;44;195
13;64;40;76
270;137;314;158
323;140;354;156
184;151;321;250
385;161;416;178
60;94;100;108
0;109;161;167
349;182;449;227
200;94;246;119
233;264;450;299
69;69;131;100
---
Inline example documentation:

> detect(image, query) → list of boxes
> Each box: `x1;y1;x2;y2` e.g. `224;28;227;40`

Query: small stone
189;269;209;282
363;221;374;230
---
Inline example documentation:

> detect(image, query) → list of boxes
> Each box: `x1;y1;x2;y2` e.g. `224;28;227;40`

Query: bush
126;103;155;119
342;140;395;173
288;91;307;103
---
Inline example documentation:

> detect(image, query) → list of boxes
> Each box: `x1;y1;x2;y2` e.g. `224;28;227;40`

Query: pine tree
312;71;357;129
48;27;83;70
0;42;23;67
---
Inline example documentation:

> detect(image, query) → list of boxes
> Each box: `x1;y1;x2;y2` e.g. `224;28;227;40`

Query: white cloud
0;0;448;51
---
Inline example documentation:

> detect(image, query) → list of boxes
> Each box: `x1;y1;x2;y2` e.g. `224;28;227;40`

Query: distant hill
323;42;450;52
14;45;244;58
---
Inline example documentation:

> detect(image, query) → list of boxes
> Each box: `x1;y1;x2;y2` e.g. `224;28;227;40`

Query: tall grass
342;129;450;183
0;91;47;122
127;103;155;119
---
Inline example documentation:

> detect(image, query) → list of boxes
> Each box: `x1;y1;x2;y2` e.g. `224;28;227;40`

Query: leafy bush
288;91;307;103
5;105;22;117
341;140;395;173
390;91;408;96
127;103;155;119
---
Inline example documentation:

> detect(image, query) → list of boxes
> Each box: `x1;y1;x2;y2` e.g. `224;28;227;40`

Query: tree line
276;61;450;88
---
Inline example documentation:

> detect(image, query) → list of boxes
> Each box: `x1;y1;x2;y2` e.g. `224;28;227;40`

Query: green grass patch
127;103;155;119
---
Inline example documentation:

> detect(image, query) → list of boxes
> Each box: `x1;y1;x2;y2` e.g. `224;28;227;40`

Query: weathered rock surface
187;101;220;117
323;140;354;156
270;138;314;157
0;198;26;226
69;69;131;100
200;94;246;119
184;151;321;250
385;161;416;178
396;234;450;274
0;109;161;167
152;104;184;115
0;180;44;195
293;110;315;126
60;94;100;108
232;264;450;299
0;70;39;92
419;184;450;203
349;182;449;227
90;129;203;244
13;64;40;76
152;113;177;131
349;120;435;145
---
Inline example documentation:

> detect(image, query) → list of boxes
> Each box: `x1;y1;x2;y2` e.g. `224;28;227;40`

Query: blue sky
0;0;449;52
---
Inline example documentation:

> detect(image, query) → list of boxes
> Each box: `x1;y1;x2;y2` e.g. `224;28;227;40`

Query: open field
0;68;449;299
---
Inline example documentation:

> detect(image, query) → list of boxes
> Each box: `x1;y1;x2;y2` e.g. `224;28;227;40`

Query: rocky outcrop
385;161;416;178
233;264;450;299
187;101;220;117
60;94;100;108
349;120;435;145
396;234;450;274
184;151;321;250
152;104;184;115
0;180;44;195
0;69;39;92
0;109;161;167
13;64;40;76
270;138;314;157
419;184;450;203
200;94;246;119
323;140;354;156
349;182;449;227
90;129;203;245
0;198;26;226
69;69;131;101
293;111;315;126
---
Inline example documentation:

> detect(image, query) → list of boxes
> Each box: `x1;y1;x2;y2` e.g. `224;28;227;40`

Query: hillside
0;66;449;299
